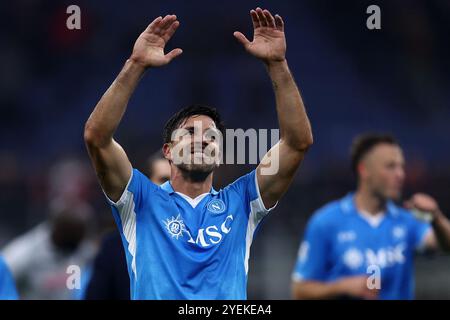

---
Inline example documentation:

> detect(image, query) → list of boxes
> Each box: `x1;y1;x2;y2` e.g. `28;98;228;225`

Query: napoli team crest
163;215;186;240
207;199;226;214
392;226;406;239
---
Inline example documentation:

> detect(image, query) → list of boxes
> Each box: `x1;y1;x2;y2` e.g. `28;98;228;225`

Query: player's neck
170;169;214;199
355;188;387;216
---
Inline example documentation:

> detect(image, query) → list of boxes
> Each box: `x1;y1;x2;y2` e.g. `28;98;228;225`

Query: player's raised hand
233;8;286;64
405;193;440;213
405;193;442;222
130;15;183;68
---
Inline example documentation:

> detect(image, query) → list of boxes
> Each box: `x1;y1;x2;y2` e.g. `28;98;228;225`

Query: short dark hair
350;133;399;175
163;104;225;144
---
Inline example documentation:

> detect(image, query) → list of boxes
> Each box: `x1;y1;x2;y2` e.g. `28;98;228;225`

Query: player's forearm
292;280;344;300
84;59;146;148
266;59;313;152
432;210;450;252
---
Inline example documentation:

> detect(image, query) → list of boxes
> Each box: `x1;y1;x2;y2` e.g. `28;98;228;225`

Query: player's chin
385;189;402;201
177;162;218;175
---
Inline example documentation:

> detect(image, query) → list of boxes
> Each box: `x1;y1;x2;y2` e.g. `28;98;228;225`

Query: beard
175;152;219;182
373;186;402;203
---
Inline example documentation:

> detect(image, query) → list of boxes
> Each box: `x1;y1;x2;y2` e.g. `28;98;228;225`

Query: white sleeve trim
102;168;134;207
416;228;433;253
291;272;305;283
243;171;278;275
254;170;278;213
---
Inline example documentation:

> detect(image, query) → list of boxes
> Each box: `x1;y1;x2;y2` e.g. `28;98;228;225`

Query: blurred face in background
51;207;91;253
149;158;171;185
359;143;405;201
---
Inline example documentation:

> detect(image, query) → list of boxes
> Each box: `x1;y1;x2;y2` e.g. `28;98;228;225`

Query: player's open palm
130;15;183;68
234;8;286;63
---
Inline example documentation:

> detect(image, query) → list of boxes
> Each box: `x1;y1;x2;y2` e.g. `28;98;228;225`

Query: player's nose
191;141;208;152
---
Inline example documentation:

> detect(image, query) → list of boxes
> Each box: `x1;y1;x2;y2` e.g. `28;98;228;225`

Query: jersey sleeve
103;169;156;281
406;212;432;252
292;213;330;282
103;168;156;210
228;169;277;223
0;257;19;300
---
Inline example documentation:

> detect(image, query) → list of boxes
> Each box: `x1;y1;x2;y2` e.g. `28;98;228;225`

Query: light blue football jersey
105;168;274;300
0;256;19;300
292;193;431;300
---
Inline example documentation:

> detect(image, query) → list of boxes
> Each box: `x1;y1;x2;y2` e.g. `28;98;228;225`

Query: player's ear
162;143;172;162
358;162;368;179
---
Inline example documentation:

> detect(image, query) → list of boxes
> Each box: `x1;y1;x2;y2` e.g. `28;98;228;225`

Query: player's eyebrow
182;124;217;132
181;126;195;132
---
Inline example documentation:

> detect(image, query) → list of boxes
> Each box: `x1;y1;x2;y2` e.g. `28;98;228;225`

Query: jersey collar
160;181;219;195
341;192;400;218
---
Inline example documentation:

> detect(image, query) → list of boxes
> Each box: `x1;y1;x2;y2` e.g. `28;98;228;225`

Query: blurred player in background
84;152;170;300
1;205;96;299
292;134;450;300
1;159;97;300
84;7;313;299
0;256;18;300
